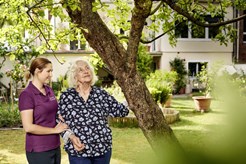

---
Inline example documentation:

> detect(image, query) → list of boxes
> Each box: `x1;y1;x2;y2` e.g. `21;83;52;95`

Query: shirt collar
28;81;51;95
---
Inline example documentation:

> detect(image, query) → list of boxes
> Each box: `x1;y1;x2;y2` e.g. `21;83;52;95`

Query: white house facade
1;1;246;95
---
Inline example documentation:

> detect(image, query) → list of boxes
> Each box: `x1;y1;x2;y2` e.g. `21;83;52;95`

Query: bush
146;70;177;104
52;75;69;98
137;44;153;80
0;106;21;128
108;117;139;128
148;86;171;104
214;70;246;98
169;57;187;94
104;81;125;102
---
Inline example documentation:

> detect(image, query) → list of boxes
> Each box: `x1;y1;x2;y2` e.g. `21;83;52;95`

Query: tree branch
150;1;164;15
164;0;246;27
26;0;46;12
26;11;64;64
0;55;6;70
117;22;181;44
0;16;7;28
141;22;181;44
127;1;152;61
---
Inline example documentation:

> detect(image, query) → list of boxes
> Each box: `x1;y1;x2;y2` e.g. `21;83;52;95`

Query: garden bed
108;108;180;127
162;108;180;124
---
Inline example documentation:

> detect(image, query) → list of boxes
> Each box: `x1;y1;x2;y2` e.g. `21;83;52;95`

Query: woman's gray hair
67;59;98;88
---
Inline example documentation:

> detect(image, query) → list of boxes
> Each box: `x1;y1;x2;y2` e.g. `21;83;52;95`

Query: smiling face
75;61;92;85
36;63;53;84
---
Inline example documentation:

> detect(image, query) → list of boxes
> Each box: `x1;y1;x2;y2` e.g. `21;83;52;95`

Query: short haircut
67;59;98;88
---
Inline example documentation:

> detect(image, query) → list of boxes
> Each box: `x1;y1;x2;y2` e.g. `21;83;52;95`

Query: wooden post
10;78;14;111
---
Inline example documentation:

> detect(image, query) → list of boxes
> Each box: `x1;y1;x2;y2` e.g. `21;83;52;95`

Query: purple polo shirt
18;82;60;152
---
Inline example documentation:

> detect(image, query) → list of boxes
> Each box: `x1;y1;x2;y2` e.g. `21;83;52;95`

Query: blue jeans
68;149;112;164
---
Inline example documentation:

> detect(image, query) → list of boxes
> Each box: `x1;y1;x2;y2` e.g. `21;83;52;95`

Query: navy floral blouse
58;86;129;157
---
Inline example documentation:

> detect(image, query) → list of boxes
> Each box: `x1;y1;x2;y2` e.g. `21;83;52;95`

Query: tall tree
1;0;246;151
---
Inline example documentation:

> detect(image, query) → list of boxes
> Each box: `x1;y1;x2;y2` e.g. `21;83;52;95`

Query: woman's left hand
70;134;85;151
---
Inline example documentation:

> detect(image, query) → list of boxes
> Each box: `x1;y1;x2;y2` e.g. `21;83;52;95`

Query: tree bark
65;0;181;151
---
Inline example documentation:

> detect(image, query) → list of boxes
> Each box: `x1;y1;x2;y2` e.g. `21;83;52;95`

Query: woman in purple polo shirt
19;57;68;164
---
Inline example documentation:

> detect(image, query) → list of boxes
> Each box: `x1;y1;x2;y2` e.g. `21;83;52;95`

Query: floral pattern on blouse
58;86;129;157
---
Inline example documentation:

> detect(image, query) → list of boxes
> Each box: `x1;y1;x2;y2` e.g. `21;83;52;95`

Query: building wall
158;37;233;71
0;53;92;88
152;6;234;71
42;53;92;81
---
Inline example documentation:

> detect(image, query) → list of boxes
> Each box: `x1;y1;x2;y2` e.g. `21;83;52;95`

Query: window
188;62;207;77
70;40;86;50
151;56;161;71
175;20;189;38
204;15;221;39
188;62;208;90
191;23;205;38
175;15;221;39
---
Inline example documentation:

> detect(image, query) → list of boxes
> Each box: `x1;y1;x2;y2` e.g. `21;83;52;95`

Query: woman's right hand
54;122;68;133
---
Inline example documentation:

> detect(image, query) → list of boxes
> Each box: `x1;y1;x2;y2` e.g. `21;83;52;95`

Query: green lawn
0;97;236;164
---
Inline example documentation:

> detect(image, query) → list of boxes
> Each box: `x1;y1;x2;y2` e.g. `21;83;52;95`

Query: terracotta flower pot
192;96;212;112
164;94;172;108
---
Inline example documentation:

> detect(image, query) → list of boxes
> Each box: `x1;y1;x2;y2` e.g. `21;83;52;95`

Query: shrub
169;57;187;94
146;70;177;104
52;75;69;98
104;81;125;102
136;44;153;80
0;106;21;128
196;64;212;97
148;86;171;104
108;117;139;128
215;70;246;98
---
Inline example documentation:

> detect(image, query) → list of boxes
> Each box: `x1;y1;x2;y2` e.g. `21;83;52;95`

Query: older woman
58;59;129;164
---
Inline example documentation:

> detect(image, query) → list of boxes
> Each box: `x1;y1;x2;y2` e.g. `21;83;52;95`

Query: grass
0;97;228;164
0;128;151;164
171;96;225;151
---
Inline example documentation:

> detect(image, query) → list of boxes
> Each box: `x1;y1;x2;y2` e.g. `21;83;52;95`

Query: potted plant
192;65;212;112
148;86;171;106
146;70;177;107
146;70;180;123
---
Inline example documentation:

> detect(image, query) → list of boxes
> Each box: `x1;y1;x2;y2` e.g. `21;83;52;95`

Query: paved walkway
172;94;190;99
0;127;22;131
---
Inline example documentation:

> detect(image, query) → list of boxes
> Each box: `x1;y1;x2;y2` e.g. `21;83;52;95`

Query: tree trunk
117;72;180;149
65;0;181;151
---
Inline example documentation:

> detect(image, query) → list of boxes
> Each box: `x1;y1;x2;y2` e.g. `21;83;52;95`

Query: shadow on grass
208;110;226;114
172;99;195;109
0;154;8;163
178;109;202;115
171;118;198;127
0;130;25;155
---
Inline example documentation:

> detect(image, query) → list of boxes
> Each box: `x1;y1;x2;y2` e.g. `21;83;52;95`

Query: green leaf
9;54;16;61
92;7;98;12
38;10;45;17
